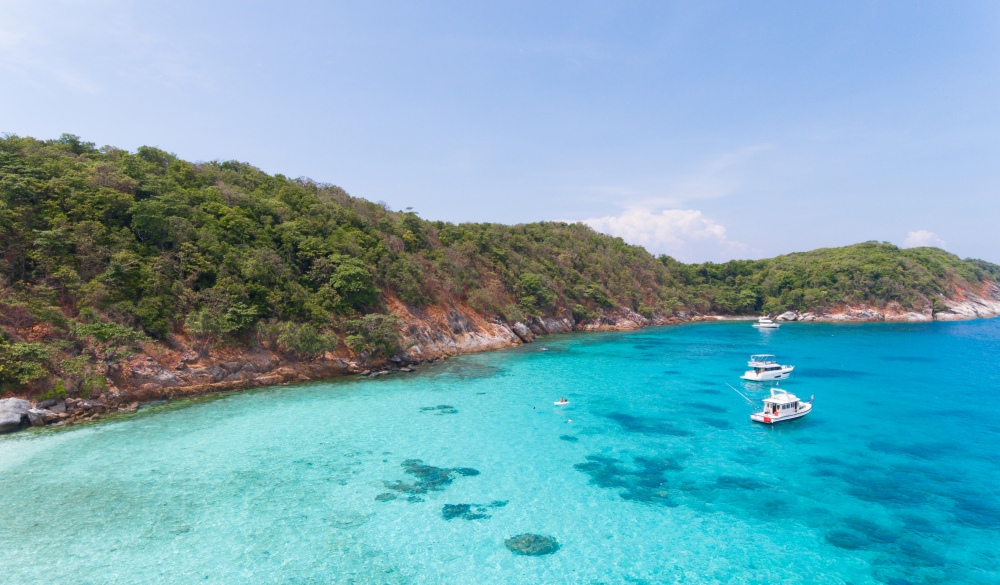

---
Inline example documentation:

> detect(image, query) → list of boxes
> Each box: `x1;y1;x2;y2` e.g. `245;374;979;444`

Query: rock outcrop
510;322;535;343
935;282;1000;320
388;300;522;361
3;282;998;436
576;308;663;331
0;398;31;434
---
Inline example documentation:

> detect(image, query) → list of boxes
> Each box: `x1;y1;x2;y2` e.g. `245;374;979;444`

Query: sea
1;319;998;584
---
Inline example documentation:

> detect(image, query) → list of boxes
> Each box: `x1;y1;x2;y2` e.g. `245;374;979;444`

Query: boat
752;316;780;329
750;388;812;423
554;398;570;406
741;354;794;381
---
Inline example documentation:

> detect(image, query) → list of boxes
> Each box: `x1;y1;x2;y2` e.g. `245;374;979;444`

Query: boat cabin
762;389;801;416
748;355;783;373
751;387;812;423
753;365;784;375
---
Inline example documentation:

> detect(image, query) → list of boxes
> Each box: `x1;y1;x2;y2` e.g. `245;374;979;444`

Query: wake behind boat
750;388;812;424
752;316;779;329
741;354;794;381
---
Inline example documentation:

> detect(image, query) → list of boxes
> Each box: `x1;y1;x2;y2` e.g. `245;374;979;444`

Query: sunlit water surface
2;320;999;584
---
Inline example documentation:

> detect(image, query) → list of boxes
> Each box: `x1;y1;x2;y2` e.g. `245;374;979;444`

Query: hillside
668;243;1000;317
1;134;998;403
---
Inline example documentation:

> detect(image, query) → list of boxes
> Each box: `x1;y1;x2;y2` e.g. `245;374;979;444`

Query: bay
1;320;998;584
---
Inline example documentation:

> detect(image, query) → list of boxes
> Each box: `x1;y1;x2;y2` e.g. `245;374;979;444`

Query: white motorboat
752;317;780;329
741;354;794;382
750;388;812;424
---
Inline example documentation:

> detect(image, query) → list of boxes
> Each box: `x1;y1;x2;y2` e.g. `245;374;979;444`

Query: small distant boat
752;316;780;329
751;388;812;424
554;398;570;406
741;354;794;382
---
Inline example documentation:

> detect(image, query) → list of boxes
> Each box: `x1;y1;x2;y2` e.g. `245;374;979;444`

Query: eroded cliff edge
4;282;999;434
0;302;678;432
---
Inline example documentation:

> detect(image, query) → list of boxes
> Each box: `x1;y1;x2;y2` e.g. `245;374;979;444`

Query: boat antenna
725;382;754;405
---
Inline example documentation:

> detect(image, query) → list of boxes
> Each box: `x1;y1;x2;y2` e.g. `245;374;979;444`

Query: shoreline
2;296;999;436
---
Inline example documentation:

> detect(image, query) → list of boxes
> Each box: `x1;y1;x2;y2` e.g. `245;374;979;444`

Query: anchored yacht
750;388;812;424
752;317;780;329
741;354;794;382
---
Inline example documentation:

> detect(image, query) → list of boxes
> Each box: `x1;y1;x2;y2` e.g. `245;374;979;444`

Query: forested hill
2;134;998;394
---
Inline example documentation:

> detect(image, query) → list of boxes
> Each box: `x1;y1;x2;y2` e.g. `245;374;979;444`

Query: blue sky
2;1;998;262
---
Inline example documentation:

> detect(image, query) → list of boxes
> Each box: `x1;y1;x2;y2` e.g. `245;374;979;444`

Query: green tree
345;314;404;362
74;319;149;363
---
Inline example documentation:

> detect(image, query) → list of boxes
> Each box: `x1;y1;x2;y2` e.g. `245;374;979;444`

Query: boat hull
741;367;794;382
752;324;779;329
751;404;811;424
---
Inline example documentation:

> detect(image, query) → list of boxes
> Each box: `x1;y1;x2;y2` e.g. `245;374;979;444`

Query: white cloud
578;208;753;263
902;230;946;249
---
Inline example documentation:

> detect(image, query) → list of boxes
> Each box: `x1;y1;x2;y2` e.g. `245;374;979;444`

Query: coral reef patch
442;504;489;521
382;459;480;495
715;475;772;491
504;533;560;556
606;413;692;437
420;405;458;415
682;402;727;414
574;454;680;505
698;417;733;430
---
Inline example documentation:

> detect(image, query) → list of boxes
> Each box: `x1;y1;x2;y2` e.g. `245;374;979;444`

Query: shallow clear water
2;320;999;584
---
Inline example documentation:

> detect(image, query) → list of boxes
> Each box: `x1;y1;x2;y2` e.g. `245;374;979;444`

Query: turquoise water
2;320;999;584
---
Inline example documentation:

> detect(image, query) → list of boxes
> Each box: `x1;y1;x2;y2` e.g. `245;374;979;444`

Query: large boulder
775;311;798;322
0;398;31;434
26;408;53;427
511;322;535;343
527;317;548;336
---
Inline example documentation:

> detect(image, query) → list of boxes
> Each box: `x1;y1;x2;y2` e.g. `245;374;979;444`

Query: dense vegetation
668;243;1000;315
1;134;997;395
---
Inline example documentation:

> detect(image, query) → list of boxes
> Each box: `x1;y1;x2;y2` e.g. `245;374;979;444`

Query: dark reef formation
419;405;458;415
504;533;560;556
607;413;693;437
441;500;507;521
574;454;681;505
382;459;480;495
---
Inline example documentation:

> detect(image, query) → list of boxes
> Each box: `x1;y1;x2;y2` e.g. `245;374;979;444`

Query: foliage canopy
1;134;996;394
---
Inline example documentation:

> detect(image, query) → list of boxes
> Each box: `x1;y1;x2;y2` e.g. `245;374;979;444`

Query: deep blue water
1;319;998;584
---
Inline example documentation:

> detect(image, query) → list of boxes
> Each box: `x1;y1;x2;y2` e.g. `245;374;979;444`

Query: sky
2;1;999;263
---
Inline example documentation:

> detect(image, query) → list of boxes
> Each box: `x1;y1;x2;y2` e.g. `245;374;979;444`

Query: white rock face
775;311;798;321
885;312;932;322
0;398;31;434
936;284;1000;320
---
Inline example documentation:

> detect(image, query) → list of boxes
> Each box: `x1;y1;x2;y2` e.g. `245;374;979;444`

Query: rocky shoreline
3;286;998;436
